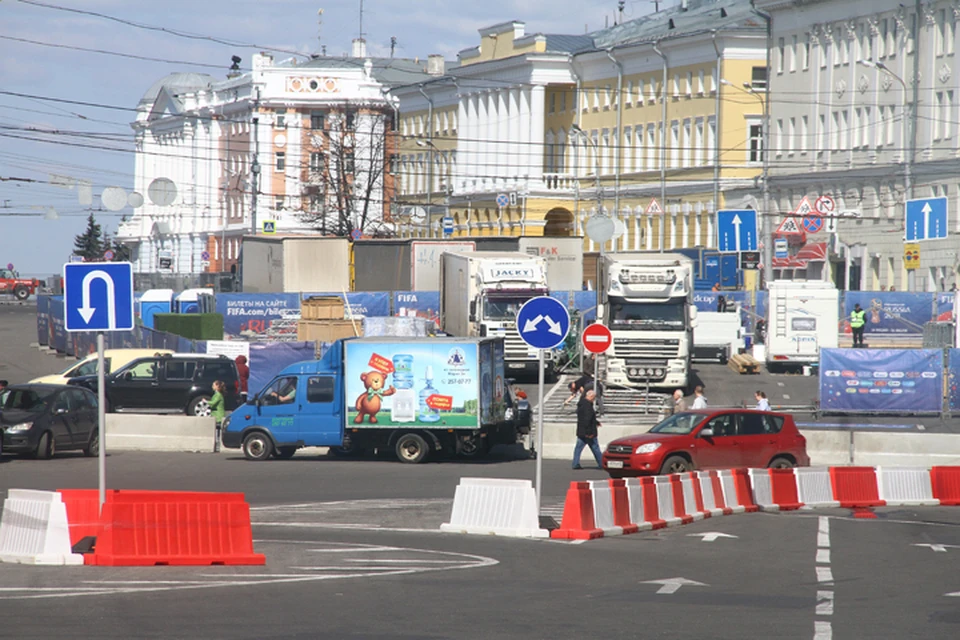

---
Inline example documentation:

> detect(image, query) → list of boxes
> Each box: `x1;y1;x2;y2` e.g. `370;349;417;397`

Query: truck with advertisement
439;251;554;377
765;280;839;371
597;252;697;391
221;337;518;463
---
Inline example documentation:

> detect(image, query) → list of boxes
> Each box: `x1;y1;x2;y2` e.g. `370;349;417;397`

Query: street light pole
571;124;605;306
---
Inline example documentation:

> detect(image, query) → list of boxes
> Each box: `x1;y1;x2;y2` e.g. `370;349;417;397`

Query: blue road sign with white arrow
63;262;134;332
717;209;758;252
516;296;570;350
905;197;948;241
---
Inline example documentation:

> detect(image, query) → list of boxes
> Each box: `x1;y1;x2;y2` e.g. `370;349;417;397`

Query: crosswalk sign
645;198;663;215
262;220;277;234
792;196;815;217
776;217;802;234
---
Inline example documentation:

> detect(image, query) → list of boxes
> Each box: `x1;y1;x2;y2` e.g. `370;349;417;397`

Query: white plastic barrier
748;469;778;512
654;476;682;526
587;480;623;536
795;467;840;508
441;478;548;538
679;474;706;521
623;479;654;531
717;470;747;514
696;471;726;517
0;489;83;565
877;467;939;506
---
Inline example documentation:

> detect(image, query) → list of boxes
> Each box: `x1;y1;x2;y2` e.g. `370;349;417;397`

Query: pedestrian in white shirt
755;390;771;411
691;385;708;409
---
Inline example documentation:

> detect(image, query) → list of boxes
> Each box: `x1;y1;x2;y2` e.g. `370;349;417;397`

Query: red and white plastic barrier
549;465;960;540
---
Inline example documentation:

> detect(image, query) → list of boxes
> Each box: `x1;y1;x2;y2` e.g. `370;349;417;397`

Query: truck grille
613;338;680;360
501;330;536;360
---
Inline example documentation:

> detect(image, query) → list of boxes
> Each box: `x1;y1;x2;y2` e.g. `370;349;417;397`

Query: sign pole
535;348;544;512
97;330;106;510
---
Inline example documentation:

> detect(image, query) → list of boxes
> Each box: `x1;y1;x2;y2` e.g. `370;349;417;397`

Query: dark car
1;384;99;459
69;354;239;416
602;409;810;477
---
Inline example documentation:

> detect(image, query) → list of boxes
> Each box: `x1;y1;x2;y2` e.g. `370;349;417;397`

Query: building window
345;111;356;130
685;71;693;97
310;111;325;130
935;91;946;140
777;37;785;73
907;13;916;54
802;34;811;70
751;66;767;90
800;115;809;155
788;117;796;155
549;92;556;113
841;109;850;149
625;81;633;107
748;120;763;163
819;113;827;155
605;84;612;109
698;69;705;94
275;151;285;171
707;116;716;163
672;75;680;98
775;118;784;156
309;152;324;173
937;9;947;56
670;120;680;168
560;91;566;112
344;150;355;174
852;108;862;148
649;78;658;103
695;118;704;164
682;119;692;167
790;35;798;72
275;108;287;129
646;123;656;169
274;196;284;210
946;91;954;139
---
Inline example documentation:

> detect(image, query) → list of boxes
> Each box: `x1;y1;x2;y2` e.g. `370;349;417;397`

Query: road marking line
783;394;791;400
814;620;832;639
816;591;834;615
816;549;831;564
817;532;830;547
816;567;834;583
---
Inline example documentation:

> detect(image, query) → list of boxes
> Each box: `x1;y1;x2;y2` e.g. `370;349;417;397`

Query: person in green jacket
850;303;866;347
210;380;227;452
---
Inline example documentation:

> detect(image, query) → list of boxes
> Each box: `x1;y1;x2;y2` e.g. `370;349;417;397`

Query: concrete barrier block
0;489;83;565
800;430;852;466
877;467;938;506
855;433;960;468
106;414;216;453
441;478;548;538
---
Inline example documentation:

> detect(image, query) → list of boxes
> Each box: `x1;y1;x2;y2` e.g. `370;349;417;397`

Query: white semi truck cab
598;253;696;390
440;252;554;377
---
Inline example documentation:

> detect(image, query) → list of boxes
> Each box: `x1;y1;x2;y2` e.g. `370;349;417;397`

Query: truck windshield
482;297;528;321
609;300;686;330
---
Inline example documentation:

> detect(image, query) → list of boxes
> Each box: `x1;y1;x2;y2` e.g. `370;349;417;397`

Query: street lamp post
416;139;438;237
570;124;606;308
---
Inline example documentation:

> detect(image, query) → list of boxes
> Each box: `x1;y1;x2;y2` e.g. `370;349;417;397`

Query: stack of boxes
297;296;361;341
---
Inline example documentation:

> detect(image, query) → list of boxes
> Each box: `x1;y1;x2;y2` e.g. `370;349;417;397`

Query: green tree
73;213;104;260
101;232;131;262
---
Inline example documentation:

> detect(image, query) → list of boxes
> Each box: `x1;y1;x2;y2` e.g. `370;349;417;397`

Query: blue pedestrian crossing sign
905;197;948;241
717;209;758;252
63;262;134;332
516;296;570;350
262;220;277;234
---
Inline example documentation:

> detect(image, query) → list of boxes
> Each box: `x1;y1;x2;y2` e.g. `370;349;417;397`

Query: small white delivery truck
765;280;839;372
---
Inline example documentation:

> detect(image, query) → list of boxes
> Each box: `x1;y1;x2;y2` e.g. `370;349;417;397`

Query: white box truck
765;280;839;371
439;251;553;377
598;252;697;390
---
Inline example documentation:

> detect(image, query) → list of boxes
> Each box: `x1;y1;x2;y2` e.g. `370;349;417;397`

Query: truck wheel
458;436;489;459
13;286;29;301
395;432;430;464
242;431;273;461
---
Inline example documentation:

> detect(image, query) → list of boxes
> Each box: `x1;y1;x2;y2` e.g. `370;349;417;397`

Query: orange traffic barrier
638;477;667;528
551;482;603;540
608;479;640;534
829;467;885;508
930;467;960;506
57;489;106;547
768;469;803;510
731;468;759;513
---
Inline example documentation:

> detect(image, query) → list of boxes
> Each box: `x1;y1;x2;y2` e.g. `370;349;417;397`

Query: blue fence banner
948;349;960;412
842;292;934;336
304;291;390;319
217;293;301;337
36;295;50;345
936;292;955;322
820;348;943;414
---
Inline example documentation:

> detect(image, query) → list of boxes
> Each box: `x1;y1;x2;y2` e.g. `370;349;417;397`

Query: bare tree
298;109;396;237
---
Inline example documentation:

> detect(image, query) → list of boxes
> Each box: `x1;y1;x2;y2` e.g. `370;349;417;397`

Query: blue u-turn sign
63;262;134;332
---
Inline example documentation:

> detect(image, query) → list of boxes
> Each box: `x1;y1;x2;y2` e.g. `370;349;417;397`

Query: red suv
602;409;810;477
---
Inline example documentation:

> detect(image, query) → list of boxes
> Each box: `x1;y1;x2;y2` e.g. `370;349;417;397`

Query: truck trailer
439;251;554;377
765;280;839;371
222;337;521;463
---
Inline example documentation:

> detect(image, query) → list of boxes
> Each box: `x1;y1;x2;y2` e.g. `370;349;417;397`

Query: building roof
542;34;596;54
591;0;763;49
138;72;214;106
297;56;435;87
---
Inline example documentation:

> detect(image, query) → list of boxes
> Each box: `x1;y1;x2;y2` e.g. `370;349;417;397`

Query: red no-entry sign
581;323;613;354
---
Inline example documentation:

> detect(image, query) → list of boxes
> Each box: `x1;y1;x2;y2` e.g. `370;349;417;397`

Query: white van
31;348;174;385
766;280;839;371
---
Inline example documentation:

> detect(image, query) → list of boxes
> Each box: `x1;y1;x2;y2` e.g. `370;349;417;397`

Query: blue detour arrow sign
516;296;570;350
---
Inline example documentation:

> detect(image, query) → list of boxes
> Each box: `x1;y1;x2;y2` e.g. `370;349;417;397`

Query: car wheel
83;431;99;457
274;447;297;459
187;395;211;416
13;286;29;301
242;431;273;461
768;456;795;469
395;432;430;464
659;455;691;475
34;431;55;460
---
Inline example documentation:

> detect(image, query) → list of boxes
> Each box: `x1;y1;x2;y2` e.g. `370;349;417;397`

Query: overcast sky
0;0;664;277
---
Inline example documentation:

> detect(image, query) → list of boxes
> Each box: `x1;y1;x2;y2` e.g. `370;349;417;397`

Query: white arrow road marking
78;269;116;328
641;577;708;595
731;214;743;252
544;315;562;335
913;543;960;553
946;592;960;597
522;314;543;333
687;532;738;542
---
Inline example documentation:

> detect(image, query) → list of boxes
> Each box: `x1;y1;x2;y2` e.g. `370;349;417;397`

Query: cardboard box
297;320;360;342
301;296;345;320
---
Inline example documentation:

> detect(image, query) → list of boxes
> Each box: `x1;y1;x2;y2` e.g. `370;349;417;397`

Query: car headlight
635;442;662;454
7;421;33;433
221;414;232;429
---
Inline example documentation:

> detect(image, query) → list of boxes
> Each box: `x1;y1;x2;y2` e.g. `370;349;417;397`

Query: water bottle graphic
391;354;416;423
418;365;441;422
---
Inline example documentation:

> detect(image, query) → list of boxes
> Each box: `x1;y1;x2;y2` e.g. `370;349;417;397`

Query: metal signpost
63;262;134;509
516;296;570;510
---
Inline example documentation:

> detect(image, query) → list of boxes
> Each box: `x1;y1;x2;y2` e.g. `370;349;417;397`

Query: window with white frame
852;108;861;148
747;118;763;163
802;34;810;70
707;116;716;163
777;37;785;73
841;109;850;149
819;113;827;155
937;9;947;56
907;13;916;54
632;126;643;171
637;78;645;104
594;87;601;110
878;20;887;58
799;115;809;155
601;128;611;174
309;152;324;173
935;91;946;140
775;118;784;156
682;119;692;167
625;81;633;107
275;151;285;171
685;72;693;97
842;32;850;65
886;105;897;147
834;28;843;65
948;11;956;55
832;111;841;151
274;108;287;129
864;106;873;148
672;75;680;97
649;78;658;103
698;69;705;94
710;67;717;92
549;93;556;114
559;91;566;113
646;123;657;169
695;118;704;165
946;90;954;139
790;35;798;72
889;18;898;57
670;120;680;168
624;127;633;172
605;85;612;110
788;117;796;155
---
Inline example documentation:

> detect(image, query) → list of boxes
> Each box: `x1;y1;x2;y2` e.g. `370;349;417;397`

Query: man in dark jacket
572;389;602;470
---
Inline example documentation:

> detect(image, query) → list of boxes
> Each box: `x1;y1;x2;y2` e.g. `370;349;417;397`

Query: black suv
69;354;239;416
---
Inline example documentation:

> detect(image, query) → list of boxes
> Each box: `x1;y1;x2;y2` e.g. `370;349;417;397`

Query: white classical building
732;0;960;291
119;46;431;275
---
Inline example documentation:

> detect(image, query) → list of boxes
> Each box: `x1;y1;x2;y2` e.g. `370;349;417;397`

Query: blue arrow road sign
516;296;570;350
905;197;948;241
63;262;134;332
717;209;758;252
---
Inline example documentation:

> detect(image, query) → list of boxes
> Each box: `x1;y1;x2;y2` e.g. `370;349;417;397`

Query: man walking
669;389;687;415
691;385;708;409
572;389;602;470
850;303;866;347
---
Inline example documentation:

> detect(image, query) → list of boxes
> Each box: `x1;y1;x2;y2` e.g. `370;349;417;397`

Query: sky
0;0;663;277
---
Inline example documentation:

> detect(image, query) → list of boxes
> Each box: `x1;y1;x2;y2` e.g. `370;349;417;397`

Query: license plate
607;460;624;469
